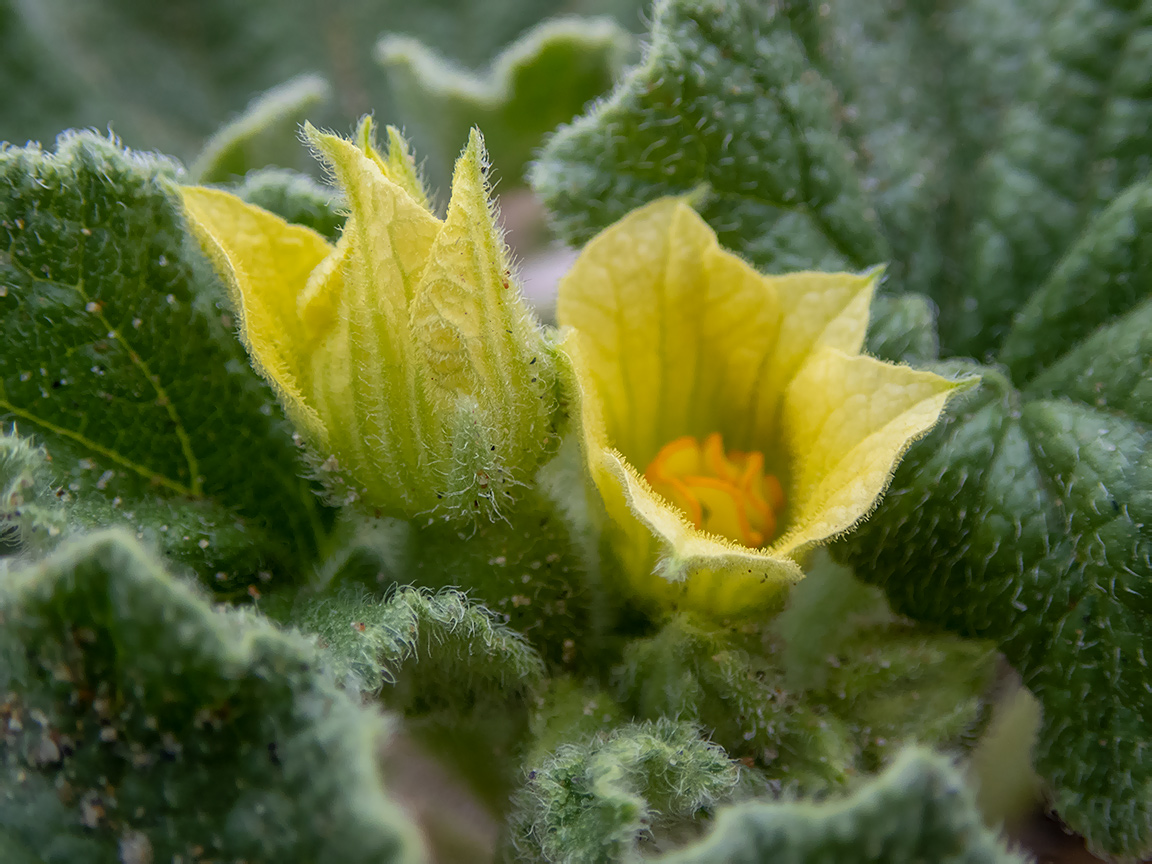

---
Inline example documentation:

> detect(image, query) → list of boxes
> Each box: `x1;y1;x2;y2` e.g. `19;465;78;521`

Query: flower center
644;433;785;547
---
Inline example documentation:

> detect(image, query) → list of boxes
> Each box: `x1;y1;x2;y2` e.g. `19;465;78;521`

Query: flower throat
644;433;785;547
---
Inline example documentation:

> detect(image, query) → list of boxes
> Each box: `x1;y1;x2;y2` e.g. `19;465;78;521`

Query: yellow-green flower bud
181;121;558;520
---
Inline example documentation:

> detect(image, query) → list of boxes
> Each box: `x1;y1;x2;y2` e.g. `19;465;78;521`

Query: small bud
182;123;558;521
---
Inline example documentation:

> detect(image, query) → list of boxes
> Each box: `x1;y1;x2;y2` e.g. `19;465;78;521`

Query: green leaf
0;425;285;589
998;177;1152;383
835;179;1152;860
359;477;603;670
230;166;345;240
531;0;888;274
509;719;737;864
378;17;631;187
0;132;326;584
864;293;939;365
190;74;331;183
946;0;1152;356
653;748;1026;864
615;561;995;794
298;586;548;809
0;530;422;863
807;0;1057;303
297;586;545;699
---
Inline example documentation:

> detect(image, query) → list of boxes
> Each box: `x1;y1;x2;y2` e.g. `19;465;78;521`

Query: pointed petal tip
352;115;374;151
384;124;409;153
301;119;323;144
466;126;485;151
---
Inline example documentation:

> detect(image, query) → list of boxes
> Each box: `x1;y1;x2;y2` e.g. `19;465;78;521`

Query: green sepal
0;530;422;863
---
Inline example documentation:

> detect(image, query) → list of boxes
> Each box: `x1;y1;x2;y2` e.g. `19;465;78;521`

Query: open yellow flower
558;199;973;619
180;121;557;519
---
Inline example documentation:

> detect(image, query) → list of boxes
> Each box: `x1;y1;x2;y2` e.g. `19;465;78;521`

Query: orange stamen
644;433;786;546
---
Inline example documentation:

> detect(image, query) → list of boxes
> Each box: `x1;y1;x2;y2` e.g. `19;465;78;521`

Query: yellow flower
180;120;557;519
558;199;973;619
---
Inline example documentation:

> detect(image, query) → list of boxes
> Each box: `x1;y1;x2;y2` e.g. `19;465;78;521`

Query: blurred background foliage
0;0;643;186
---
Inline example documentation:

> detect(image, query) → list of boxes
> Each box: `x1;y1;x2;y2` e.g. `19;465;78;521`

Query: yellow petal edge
558;198;975;619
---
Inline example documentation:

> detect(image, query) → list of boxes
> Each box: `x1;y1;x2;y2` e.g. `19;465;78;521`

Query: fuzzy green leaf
510;719;737;864
342;474;601;670
378;17;631;187
653;748;1025;864
0;132;325;584
531;0;888;273
297;587;545;699
0;530;423;863
805;0;1058;303
865;293;939;365
999;177;1152;384
230;167;345;240
615;561;995;795
947;0;1152;356
298;586;548;809
835;179;1152;859
190;74;331;183
0;424;287;590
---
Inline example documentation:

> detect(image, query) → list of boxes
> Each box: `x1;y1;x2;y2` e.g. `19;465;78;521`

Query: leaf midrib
3;213;203;495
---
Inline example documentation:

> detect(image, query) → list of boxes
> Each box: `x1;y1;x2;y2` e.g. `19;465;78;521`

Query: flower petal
557;197;880;467
557;198;712;464
305;125;443;504
354;116;431;211
412;129;547;413
775;347;976;555
409;129;559;508
740;267;878;451
563;332;804;618
179;185;331;444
